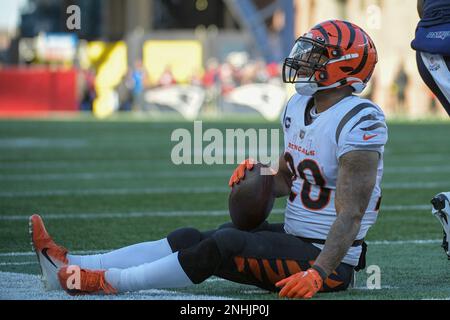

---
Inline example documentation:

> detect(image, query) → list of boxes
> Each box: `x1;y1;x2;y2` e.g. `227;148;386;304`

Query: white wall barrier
144;84;287;121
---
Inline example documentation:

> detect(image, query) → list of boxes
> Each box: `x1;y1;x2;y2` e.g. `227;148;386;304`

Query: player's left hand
275;268;323;299
228;158;256;187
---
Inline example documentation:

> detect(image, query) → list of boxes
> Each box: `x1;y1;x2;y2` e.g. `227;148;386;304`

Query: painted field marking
0;239;441;259
0;205;432;221
0;272;233;300
0;180;448;198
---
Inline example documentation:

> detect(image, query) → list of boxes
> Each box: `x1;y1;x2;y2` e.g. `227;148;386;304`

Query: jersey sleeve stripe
345;144;385;149
335;103;377;144
349;114;378;132
361;122;387;131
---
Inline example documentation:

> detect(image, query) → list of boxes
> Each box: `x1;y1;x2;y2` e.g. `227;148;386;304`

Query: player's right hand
228;159;256;187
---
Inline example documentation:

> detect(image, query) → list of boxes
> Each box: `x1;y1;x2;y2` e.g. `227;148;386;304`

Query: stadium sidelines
0;204;431;221
0;181;448;198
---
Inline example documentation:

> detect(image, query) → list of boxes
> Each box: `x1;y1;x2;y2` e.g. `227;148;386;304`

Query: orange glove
276;268;323;299
228;159;256;187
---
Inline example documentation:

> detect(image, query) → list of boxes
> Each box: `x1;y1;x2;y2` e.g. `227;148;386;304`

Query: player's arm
273;154;294;198
228;155;293;198
313;150;379;277
417;0;424;18
276;150;378;299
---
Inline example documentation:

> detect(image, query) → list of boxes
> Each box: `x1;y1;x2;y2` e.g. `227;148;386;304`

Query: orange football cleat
29;214;69;290
58;266;117;296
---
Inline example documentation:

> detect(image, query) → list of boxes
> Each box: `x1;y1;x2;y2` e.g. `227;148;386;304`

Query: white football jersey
280;94;388;266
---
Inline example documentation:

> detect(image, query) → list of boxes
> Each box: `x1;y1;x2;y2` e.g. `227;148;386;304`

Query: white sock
67;239;173;270
104;253;193;293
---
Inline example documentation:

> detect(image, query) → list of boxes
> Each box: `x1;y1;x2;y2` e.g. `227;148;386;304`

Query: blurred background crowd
0;0;446;120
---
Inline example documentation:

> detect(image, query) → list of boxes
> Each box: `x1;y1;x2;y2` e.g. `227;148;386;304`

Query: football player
30;20;387;299
413;0;450;259
412;0;450;116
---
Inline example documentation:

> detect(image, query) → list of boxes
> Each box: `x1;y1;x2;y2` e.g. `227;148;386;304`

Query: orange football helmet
283;20;378;96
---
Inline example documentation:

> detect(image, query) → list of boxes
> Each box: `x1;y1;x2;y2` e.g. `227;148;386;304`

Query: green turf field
0;117;450;300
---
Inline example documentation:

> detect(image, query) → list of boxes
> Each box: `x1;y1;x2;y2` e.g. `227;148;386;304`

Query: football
228;163;276;231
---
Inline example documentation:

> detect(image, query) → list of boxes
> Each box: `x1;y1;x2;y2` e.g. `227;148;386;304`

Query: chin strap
318;78;366;93
295;77;367;96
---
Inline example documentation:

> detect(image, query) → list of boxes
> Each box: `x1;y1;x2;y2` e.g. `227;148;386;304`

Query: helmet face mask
283;37;331;84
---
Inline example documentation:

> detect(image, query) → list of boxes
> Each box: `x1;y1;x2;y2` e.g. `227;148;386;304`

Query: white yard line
0;171;231;181
0;205;431;221
383;181;450;189
1;165;450;181
0;239;441;259
0;160;155;169
351;285;399;290
0;186;230;198
365;239;441;245
0;262;36;266
0;209;236;221
0;180;448;198
0;250;108;257
0;138;87;149
0;151;449;169
0;272;233;300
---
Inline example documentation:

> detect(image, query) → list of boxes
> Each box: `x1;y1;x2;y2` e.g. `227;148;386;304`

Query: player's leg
208;228;354;293
67;223;245;270
432;192;450;258
91;224;283;293
417;53;450;257
416;51;450;116
57;223;286;295
33;210;273;293
66;222;255;270
30;213;223;291
30;215;69;290
58;239;218;294
67;227;217;270
130;226;352;294
67;240;173;270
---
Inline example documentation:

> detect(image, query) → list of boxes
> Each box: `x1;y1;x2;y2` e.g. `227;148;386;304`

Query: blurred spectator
116;74;133;112
266;62;280;80
79;68;96;111
254;59;271;83
427;89;439;114
393;63;409;114
219;62;237;95
202;58;220;89
158;66;176;87
130;60;148;111
189;68;203;86
202;59;220;113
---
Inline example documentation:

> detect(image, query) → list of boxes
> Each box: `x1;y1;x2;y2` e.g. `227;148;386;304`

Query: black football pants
167;222;354;293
